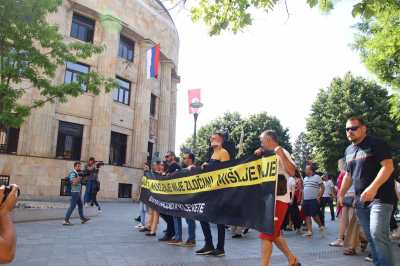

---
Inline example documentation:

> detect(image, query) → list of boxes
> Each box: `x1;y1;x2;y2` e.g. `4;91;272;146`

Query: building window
150;94;157;117
64;62;90;91
56;121;83;160
70;13;95;43
0;128;19;154
112;77;131;105
118;183;132;198
118;35;134;62
109;131;127;166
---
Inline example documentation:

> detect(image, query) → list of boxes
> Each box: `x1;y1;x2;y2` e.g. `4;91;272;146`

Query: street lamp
191;101;203;154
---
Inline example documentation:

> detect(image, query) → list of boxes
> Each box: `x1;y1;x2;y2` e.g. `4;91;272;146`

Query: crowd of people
135;117;400;266
1;117;399;266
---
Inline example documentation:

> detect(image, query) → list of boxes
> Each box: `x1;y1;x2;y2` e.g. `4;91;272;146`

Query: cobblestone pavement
10;202;400;266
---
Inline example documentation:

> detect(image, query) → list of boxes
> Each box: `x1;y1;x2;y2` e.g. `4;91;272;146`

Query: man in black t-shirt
158;151;181;242
338;117;395;266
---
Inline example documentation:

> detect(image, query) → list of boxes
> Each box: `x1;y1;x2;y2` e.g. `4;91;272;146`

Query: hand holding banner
140;153;278;234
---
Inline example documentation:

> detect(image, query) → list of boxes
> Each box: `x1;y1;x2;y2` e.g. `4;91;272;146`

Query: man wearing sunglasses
338;117;396;266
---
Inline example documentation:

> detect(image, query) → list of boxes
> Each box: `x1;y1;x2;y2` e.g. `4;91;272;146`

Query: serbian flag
188;89;201;114
146;44;160;79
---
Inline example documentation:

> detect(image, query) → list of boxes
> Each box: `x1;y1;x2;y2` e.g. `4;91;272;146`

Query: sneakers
211;249;225;257
81;217;90;224
195;246;214;255
167;239;184;246
391;228;400;240
302;231;313;237
135;223;145;229
365;253;373;263
63;220;73;226
182;240;196;247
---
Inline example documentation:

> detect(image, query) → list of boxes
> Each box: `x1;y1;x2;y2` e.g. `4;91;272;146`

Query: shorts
303;199;320;217
259;200;288;241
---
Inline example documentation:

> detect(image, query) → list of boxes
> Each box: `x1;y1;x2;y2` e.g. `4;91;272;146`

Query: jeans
200;222;225;250
356;201;394;266
173;217;196;241
187;219;196;241
140;202;147;225
65;192;85;221
84;180;95;204
173;217;183;241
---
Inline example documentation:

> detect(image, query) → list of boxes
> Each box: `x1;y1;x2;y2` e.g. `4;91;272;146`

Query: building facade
0;0;179;200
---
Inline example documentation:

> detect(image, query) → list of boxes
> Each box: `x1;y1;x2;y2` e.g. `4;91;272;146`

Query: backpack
61;174;72;196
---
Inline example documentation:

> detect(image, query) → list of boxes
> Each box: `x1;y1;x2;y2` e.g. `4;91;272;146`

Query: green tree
190;0;385;36
0;0;115;129
353;1;400;90
292;132;313;171
306;72;400;174
181;111;291;163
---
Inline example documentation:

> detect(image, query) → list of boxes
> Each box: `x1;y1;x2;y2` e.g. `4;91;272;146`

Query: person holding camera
84;157;100;207
63;162;90;226
0;184;19;263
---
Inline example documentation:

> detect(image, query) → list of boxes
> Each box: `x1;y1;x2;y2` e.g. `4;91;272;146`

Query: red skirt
259;200;288;241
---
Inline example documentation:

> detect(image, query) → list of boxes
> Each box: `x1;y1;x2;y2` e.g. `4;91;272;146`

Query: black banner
139;154;277;234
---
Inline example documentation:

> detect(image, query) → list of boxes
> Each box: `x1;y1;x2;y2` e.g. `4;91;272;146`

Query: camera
95;161;104;168
2;186;20;203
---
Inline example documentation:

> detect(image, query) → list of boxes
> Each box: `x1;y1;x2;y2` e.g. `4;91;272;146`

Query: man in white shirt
302;165;325;237
320;174;336;226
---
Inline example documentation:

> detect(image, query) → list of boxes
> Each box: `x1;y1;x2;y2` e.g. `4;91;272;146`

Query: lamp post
191;101;203;153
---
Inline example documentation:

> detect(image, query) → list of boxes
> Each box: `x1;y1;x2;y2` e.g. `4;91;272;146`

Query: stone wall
0;154;143;201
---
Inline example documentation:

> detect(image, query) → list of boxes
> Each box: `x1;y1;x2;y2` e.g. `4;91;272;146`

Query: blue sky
170;0;371;151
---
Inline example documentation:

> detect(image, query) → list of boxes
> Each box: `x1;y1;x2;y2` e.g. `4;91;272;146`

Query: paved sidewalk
9;202;400;266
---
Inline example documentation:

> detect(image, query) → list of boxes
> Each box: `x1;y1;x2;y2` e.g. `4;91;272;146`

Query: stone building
0;0;179;200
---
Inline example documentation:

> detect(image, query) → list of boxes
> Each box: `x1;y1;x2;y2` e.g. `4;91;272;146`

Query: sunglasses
346;126;360;132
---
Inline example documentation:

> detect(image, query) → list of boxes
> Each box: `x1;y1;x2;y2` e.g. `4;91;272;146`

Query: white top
276;149;296;203
303;174;323;200
322;180;334;198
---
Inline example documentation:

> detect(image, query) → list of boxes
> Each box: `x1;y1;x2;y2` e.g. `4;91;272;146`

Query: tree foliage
353;1;400;90
191;0;383;36
0;0;116;129
292;132;313;172
180;112;291;164
306;73;400;174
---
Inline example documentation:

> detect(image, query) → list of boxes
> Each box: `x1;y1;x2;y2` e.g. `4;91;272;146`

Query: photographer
63;162;90;226
0;184;18;263
84;157;101;207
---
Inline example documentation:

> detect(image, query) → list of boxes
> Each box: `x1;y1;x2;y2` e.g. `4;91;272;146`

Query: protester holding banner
168;153;197;247
255;130;301;266
158;152;181;242
196;133;230;257
146;161;163;237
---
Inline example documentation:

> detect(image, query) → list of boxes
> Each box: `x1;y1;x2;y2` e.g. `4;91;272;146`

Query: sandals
289;257;301;266
343;248;356;256
329;239;344;247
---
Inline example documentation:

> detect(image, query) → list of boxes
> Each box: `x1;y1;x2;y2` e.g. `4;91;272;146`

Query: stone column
131;40;154;168
156;60;173;157
88;15;122;162
168;76;179;152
